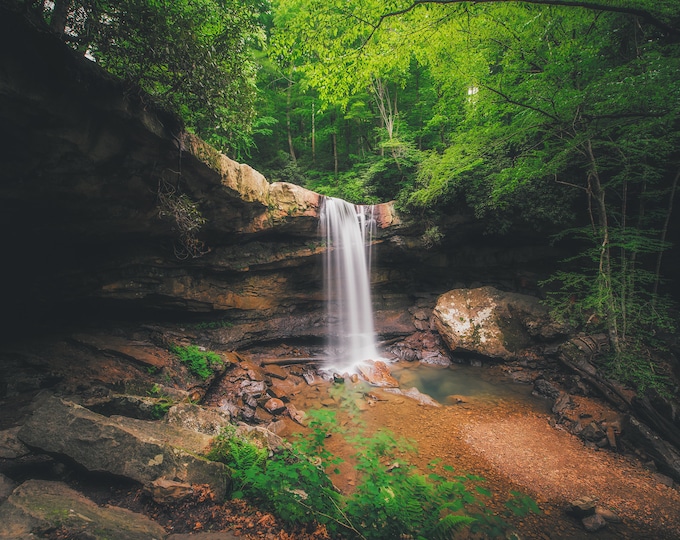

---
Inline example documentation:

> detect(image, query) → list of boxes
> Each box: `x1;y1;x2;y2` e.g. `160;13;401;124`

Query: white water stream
320;197;379;373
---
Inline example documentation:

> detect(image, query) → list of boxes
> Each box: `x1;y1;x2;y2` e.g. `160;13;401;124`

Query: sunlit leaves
64;0;264;156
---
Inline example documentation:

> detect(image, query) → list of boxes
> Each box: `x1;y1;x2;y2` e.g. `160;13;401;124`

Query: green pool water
390;361;549;409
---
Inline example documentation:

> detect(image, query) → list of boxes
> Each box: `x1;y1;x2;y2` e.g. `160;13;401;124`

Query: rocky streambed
1;293;679;540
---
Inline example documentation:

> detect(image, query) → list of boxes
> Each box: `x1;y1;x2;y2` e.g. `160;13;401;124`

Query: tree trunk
653;167;680;298
586;139;620;354
332;131;338;180
285;66;297;166
50;0;71;35
311;101;316;164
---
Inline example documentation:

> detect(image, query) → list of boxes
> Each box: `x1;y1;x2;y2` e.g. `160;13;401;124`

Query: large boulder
433;286;567;361
17;394;228;499
0;479;166;540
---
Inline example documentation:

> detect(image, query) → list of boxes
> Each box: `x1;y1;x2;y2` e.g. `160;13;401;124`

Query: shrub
170;344;223;379
205;409;538;539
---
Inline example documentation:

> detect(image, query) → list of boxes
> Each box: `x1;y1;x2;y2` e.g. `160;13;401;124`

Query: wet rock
254;407;274;424
433;286;567;361
0;479;166;540
268;375;304;400
420;351;451;366
240;380;267;397
582;513;607;532
241;361;267;382
263;364;288;380
357;361;399;387
17;394;228;500
241;407;256;422
505;368;537;384
264;398;286;415
389;331;450;365
302;371;326;385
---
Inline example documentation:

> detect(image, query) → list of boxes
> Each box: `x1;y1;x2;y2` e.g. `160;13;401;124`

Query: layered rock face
0;6;403;342
0;5;560;348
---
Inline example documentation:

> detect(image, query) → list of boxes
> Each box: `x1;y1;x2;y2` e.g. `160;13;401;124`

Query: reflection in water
391;361;549;410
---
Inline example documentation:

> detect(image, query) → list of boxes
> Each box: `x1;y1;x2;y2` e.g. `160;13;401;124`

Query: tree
35;0;266;157
266;0;680;390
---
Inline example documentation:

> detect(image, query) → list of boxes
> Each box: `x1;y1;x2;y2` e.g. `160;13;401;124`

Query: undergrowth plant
206;406;539;539
170;344;223;379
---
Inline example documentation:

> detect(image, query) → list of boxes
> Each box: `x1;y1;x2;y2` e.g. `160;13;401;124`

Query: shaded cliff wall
0;5;561;346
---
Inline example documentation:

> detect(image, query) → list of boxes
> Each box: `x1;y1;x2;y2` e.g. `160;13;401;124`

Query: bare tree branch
480;83;561;122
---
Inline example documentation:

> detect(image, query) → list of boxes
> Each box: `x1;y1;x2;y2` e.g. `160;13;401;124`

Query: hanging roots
157;176;210;259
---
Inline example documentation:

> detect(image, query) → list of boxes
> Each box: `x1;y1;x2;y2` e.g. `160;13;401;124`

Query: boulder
533;378;561;401
595;506;622;523
0;427;30;459
566;496;597;518
264;398;286;415
0;479;166;540
627;416;680;483
433;286;567;360
145;478;195;504
165;402;232;435
582;513;607;532
0;473;17;503
17;394;228;499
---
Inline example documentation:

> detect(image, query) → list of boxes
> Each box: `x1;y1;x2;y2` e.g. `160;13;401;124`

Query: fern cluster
206;409;540;539
170;344;223;380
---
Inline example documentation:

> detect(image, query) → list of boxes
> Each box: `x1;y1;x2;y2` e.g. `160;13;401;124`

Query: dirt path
288;381;680;539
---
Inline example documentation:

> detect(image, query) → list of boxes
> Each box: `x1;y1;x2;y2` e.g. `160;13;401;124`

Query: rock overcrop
433;286;568;360
17;394;228;500
0;479;166;540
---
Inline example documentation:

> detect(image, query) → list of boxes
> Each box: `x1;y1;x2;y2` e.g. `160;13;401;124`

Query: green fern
170;344;223;379
205;412;535;539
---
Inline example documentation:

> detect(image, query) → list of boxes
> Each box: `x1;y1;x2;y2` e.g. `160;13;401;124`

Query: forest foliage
24;0;680;389
207;406;539;539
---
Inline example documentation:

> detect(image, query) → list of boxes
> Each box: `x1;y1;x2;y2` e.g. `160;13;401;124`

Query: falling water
320;197;379;373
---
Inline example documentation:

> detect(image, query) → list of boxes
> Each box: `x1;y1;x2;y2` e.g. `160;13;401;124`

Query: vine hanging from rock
157;171;210;259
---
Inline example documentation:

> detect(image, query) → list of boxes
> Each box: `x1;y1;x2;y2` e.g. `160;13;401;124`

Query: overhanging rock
17;394;228;500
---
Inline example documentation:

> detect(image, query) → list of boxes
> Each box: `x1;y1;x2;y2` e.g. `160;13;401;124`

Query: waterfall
320;197;379;373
